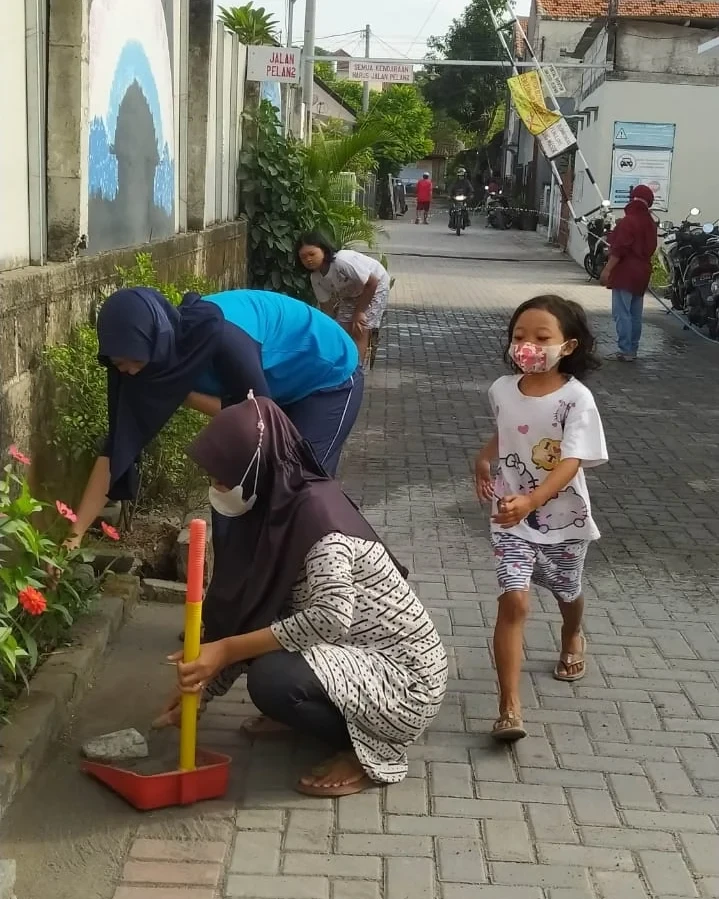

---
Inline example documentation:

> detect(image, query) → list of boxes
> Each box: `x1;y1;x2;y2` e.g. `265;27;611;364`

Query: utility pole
301;0;317;143
285;0;297;136
362;24;371;113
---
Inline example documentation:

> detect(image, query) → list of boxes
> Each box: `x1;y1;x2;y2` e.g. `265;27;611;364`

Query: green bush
239;103;382;302
43;254;215;514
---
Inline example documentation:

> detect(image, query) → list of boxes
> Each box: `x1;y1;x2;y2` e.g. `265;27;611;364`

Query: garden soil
0;603;247;899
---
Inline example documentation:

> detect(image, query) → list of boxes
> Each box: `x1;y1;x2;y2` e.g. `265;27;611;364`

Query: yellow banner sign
507;71;561;136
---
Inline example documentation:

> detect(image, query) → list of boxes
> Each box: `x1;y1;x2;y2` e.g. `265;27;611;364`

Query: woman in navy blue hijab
65;286;363;548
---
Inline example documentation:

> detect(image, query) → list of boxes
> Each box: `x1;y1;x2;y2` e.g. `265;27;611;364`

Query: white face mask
207;391;264;518
208;483;257;518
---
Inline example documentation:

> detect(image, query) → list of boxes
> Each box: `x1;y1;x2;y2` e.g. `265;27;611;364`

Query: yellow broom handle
179;519;207;772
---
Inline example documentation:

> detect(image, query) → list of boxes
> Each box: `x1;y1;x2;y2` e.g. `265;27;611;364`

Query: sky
217;0;532;56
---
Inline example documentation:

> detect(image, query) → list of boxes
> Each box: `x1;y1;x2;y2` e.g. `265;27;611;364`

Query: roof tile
538;0;719;19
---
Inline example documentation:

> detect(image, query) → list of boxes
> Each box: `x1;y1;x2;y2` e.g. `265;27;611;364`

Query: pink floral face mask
511;341;566;374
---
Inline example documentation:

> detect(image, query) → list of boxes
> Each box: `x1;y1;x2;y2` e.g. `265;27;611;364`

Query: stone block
143;579;187;605
82;728;149;761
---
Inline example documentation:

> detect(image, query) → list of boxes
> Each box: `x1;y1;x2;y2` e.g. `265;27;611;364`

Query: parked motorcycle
660;207;719;337
449;194;470;236
486;190;513;230
583;200;614;280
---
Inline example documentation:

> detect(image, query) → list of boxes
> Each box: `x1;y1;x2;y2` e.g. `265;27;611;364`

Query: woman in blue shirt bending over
65;287;363;548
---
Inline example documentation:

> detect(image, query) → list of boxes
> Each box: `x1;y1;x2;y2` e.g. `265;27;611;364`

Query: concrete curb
0;860;15;899
0;573;140;824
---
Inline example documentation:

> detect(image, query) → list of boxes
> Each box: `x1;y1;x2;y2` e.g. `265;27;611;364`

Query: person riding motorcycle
449;168;473;203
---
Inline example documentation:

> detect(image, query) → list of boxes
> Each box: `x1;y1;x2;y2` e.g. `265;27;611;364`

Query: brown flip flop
554;634;587;682
492;712;527;743
295;754;373;797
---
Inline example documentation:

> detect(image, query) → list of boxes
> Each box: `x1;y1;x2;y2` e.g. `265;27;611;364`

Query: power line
407;0;442;55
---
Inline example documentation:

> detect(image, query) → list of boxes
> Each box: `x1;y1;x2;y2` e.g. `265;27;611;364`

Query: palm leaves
305;122;389;180
218;4;279;45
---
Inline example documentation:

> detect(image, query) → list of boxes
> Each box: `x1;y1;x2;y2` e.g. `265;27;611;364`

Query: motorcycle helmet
457;167;467;176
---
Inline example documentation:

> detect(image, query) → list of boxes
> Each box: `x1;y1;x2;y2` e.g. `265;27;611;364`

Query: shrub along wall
0;221;247;494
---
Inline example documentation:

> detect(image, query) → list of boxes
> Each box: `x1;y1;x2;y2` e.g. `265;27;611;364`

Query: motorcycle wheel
709;315;719;340
455;222;462;236
584;253;599;280
669;287;683;311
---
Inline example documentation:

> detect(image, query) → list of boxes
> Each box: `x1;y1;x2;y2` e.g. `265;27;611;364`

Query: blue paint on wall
88;40;174;213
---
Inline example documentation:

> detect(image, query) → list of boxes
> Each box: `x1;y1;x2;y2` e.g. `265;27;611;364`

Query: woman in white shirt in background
298;232;391;363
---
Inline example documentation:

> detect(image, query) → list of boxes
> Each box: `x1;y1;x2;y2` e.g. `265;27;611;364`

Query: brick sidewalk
115;230;719;899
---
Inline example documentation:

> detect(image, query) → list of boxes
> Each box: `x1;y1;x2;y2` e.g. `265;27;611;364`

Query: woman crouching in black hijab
157;395;447;798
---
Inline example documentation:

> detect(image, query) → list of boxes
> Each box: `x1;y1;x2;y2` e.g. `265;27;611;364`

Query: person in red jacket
415;172;433;225
600;184;658;362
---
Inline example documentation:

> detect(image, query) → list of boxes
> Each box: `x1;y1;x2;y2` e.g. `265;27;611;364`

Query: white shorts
337;283;390;330
491;531;589;602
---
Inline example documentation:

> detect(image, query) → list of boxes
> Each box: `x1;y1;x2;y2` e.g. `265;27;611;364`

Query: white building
566;4;719;264
504;0;719;258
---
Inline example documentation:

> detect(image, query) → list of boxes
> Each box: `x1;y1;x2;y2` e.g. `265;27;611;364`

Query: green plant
240;103;383;299
44;254;214;514
114;252;216;307
651;252;669;290
218;3;279;44
0;446;104;706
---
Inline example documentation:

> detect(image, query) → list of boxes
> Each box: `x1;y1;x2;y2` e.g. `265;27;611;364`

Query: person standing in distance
415;172;433;225
600;184;658;362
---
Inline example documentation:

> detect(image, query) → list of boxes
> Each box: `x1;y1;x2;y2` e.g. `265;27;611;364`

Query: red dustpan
82;519;232;810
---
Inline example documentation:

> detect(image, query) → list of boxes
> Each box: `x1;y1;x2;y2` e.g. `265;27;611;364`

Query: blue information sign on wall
613;122;675;150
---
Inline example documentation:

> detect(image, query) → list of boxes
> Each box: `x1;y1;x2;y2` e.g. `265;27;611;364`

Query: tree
420;0;507;152
218;3;279;45
359;85;434;218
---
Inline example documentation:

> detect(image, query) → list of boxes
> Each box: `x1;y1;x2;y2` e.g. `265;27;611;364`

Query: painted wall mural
88;0;176;251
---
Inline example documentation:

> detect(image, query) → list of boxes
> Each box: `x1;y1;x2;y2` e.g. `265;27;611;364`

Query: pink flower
9;445;31;466
55;501;78;523
101;521;120;541
18;586;47;616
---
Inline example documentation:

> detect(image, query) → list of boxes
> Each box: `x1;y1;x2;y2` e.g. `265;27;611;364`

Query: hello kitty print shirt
488;375;608;545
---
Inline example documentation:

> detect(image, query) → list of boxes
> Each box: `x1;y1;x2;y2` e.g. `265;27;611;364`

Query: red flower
9;445;31;466
55;501;78;523
18;586;47;616
101;521;120;541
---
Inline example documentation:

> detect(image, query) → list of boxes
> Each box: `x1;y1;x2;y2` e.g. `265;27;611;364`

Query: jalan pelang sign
246;46;300;83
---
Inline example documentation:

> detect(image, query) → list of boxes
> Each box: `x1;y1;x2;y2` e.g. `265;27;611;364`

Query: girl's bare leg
493;589;530;717
340;321;370;366
555;593;586;679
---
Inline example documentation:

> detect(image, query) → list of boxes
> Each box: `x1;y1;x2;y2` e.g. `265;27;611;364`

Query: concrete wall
534;19;595;98
0;0;249;461
0;221;247;461
204;25;247;227
0;2;31;271
615;21;719;81
313;84;356;124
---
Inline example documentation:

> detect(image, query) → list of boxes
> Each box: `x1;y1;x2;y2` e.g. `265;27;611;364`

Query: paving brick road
8;216;719;899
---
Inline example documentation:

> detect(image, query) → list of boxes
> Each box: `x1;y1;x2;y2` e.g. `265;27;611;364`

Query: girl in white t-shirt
298;232;390;362
475;295;608;743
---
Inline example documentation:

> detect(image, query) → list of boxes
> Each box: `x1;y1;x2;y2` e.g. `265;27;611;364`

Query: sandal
492;712;527;743
295;753;373;798
554;634;587;682
240;716;292;738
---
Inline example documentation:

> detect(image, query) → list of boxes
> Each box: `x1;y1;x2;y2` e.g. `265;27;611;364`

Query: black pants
246;651;351;751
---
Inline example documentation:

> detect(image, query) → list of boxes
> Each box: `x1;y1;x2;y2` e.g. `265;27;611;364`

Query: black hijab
187;396;408;644
97;288;224;500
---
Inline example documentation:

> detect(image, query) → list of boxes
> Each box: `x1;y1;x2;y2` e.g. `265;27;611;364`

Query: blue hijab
97;288;224;500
